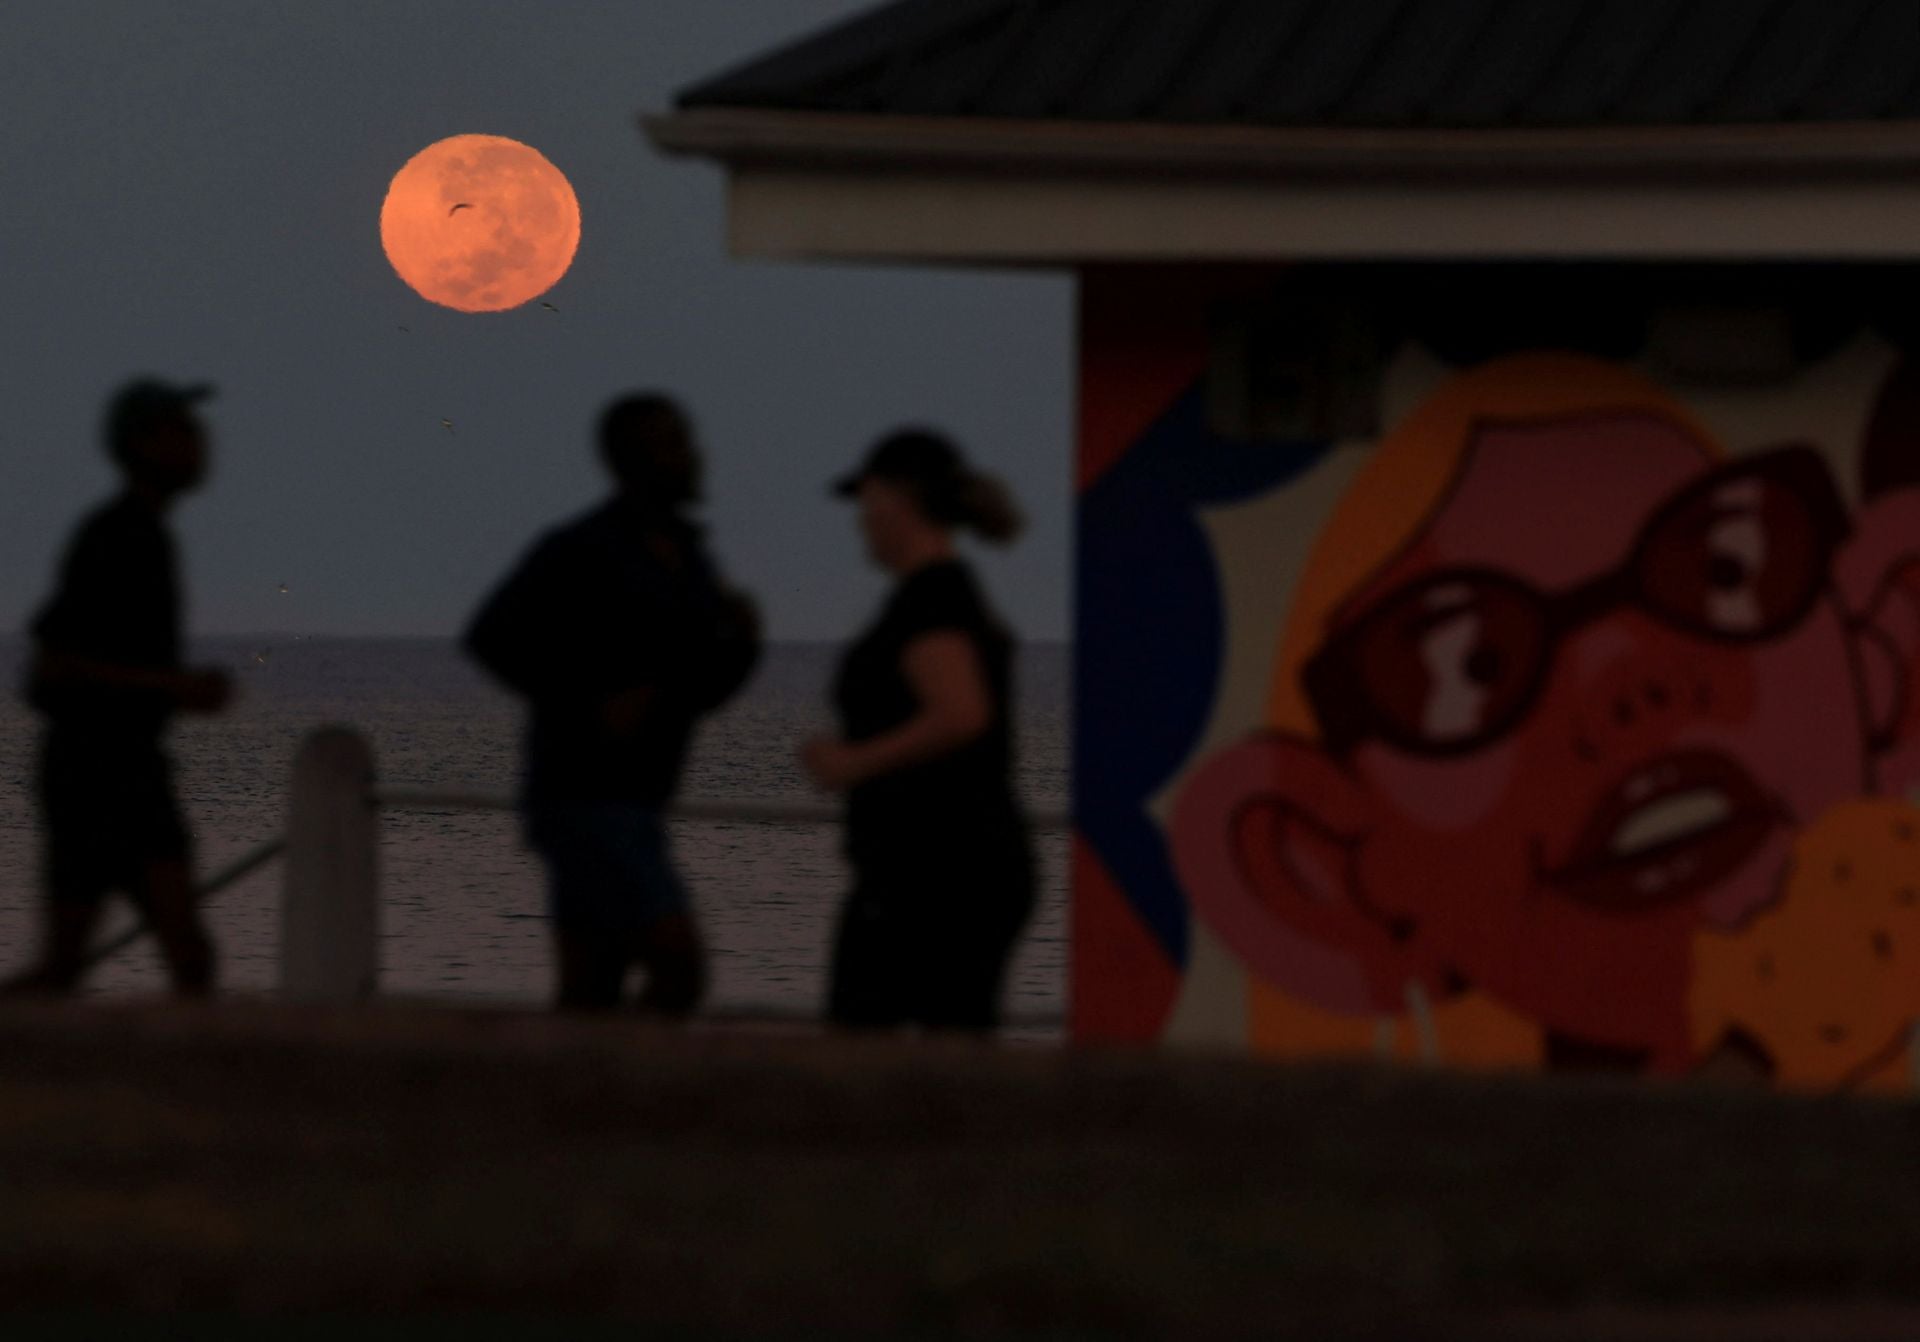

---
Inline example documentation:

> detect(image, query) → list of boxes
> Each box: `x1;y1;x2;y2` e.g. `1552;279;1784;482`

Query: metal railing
82;837;287;974
375;787;1070;829
83;727;1069;1026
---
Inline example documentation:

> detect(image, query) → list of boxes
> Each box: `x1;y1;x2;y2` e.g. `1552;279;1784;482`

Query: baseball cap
832;429;966;503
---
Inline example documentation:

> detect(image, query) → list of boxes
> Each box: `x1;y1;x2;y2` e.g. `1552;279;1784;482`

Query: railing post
281;726;379;1003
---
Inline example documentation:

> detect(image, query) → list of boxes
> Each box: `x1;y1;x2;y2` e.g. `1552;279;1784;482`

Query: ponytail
955;471;1024;545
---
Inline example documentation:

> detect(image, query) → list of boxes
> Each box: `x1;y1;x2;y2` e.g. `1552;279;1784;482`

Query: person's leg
634;910;706;1017
621;809;703;1020
16;741;108;994
530;803;634;1013
911;904;1001;1033
4;897;107;995
17;781;112;995
124;759;213;997
554;928;629;1011
827;884;910;1029
133;857;215;997
918;857;1035;1035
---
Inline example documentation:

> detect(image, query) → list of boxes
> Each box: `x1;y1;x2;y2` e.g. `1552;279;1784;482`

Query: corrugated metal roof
678;0;1920;128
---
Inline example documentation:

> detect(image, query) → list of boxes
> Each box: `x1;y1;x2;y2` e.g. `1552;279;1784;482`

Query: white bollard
281;727;379;1003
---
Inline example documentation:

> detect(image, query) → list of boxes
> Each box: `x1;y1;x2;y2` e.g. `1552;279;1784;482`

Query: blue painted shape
1075;385;1336;966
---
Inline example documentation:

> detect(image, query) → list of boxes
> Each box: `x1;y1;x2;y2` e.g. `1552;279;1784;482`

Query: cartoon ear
1170;732;1423;1016
1836;488;1920;787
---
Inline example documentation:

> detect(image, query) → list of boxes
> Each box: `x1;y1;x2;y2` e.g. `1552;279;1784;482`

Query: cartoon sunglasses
1304;444;1851;759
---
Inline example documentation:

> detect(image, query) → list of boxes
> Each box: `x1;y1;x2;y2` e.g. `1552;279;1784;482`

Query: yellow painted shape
1691;798;1920;1092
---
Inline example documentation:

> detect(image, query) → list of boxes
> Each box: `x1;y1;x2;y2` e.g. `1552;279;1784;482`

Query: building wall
1073;262;1920;1091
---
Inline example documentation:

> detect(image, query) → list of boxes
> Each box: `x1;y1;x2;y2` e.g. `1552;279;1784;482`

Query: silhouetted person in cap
803;429;1033;1032
13;379;233;995
465;393;760;1015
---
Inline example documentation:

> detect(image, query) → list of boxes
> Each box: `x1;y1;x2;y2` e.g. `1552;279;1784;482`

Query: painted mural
1076;288;1920;1092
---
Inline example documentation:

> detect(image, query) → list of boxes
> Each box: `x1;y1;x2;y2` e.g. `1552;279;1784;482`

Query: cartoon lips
1544;750;1787;917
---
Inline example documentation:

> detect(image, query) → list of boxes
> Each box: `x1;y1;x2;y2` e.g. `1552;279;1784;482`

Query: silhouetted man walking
465;393;759;1014
16;379;233;994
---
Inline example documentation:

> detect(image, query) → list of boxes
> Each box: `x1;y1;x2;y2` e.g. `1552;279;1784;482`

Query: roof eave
646;107;1920;182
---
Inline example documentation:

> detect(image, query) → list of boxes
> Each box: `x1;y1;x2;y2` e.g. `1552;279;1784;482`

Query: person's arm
30;646;229;711
802;631;991;792
687;586;763;714
27;523;231;714
464;538;580;702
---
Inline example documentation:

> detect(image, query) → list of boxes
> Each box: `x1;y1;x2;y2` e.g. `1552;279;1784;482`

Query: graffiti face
1319;416;1864;1055
1171;365;1920;1069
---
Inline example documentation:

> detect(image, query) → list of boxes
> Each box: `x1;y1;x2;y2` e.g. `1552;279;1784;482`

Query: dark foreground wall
1;1003;1920;1339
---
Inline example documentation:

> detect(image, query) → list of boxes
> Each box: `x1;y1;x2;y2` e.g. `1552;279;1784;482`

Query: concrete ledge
1;1002;1918;1337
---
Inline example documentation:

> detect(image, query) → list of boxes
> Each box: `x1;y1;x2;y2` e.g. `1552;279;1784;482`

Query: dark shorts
38;738;190;904
828;837;1035;1032
524;800;690;934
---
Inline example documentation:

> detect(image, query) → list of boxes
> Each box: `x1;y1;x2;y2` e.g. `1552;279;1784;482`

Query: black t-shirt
28;494;180;742
833;560;1020;868
463;497;760;804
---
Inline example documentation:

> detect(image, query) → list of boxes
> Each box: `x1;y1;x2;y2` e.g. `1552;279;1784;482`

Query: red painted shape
1071;833;1182;1043
1863;357;1920;500
1076;267;1251;493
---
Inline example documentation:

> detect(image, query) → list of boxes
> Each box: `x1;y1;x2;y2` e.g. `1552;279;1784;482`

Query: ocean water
0;638;1070;1021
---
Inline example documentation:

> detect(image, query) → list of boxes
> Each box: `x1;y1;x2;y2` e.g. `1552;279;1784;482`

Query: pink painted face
1169;399;1920;1069
1171;354;1920;1070
1319;414;1868;1054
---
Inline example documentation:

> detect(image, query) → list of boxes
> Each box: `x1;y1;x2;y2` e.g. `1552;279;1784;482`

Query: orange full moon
380;134;580;313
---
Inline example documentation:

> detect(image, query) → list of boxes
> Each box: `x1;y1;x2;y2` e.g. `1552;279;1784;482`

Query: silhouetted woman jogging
802;430;1032;1032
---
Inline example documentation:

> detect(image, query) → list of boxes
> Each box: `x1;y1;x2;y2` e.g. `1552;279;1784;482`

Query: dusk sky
0;2;1074;641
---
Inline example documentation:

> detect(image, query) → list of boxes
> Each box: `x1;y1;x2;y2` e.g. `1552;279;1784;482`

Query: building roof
649;1;1920;264
680;0;1920;130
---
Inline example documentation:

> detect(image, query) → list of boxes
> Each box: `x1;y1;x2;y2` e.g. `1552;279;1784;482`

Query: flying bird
440;418;456;434
448;202;472;216
539;301;560;313
252;647;272;666
275;582;289;595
